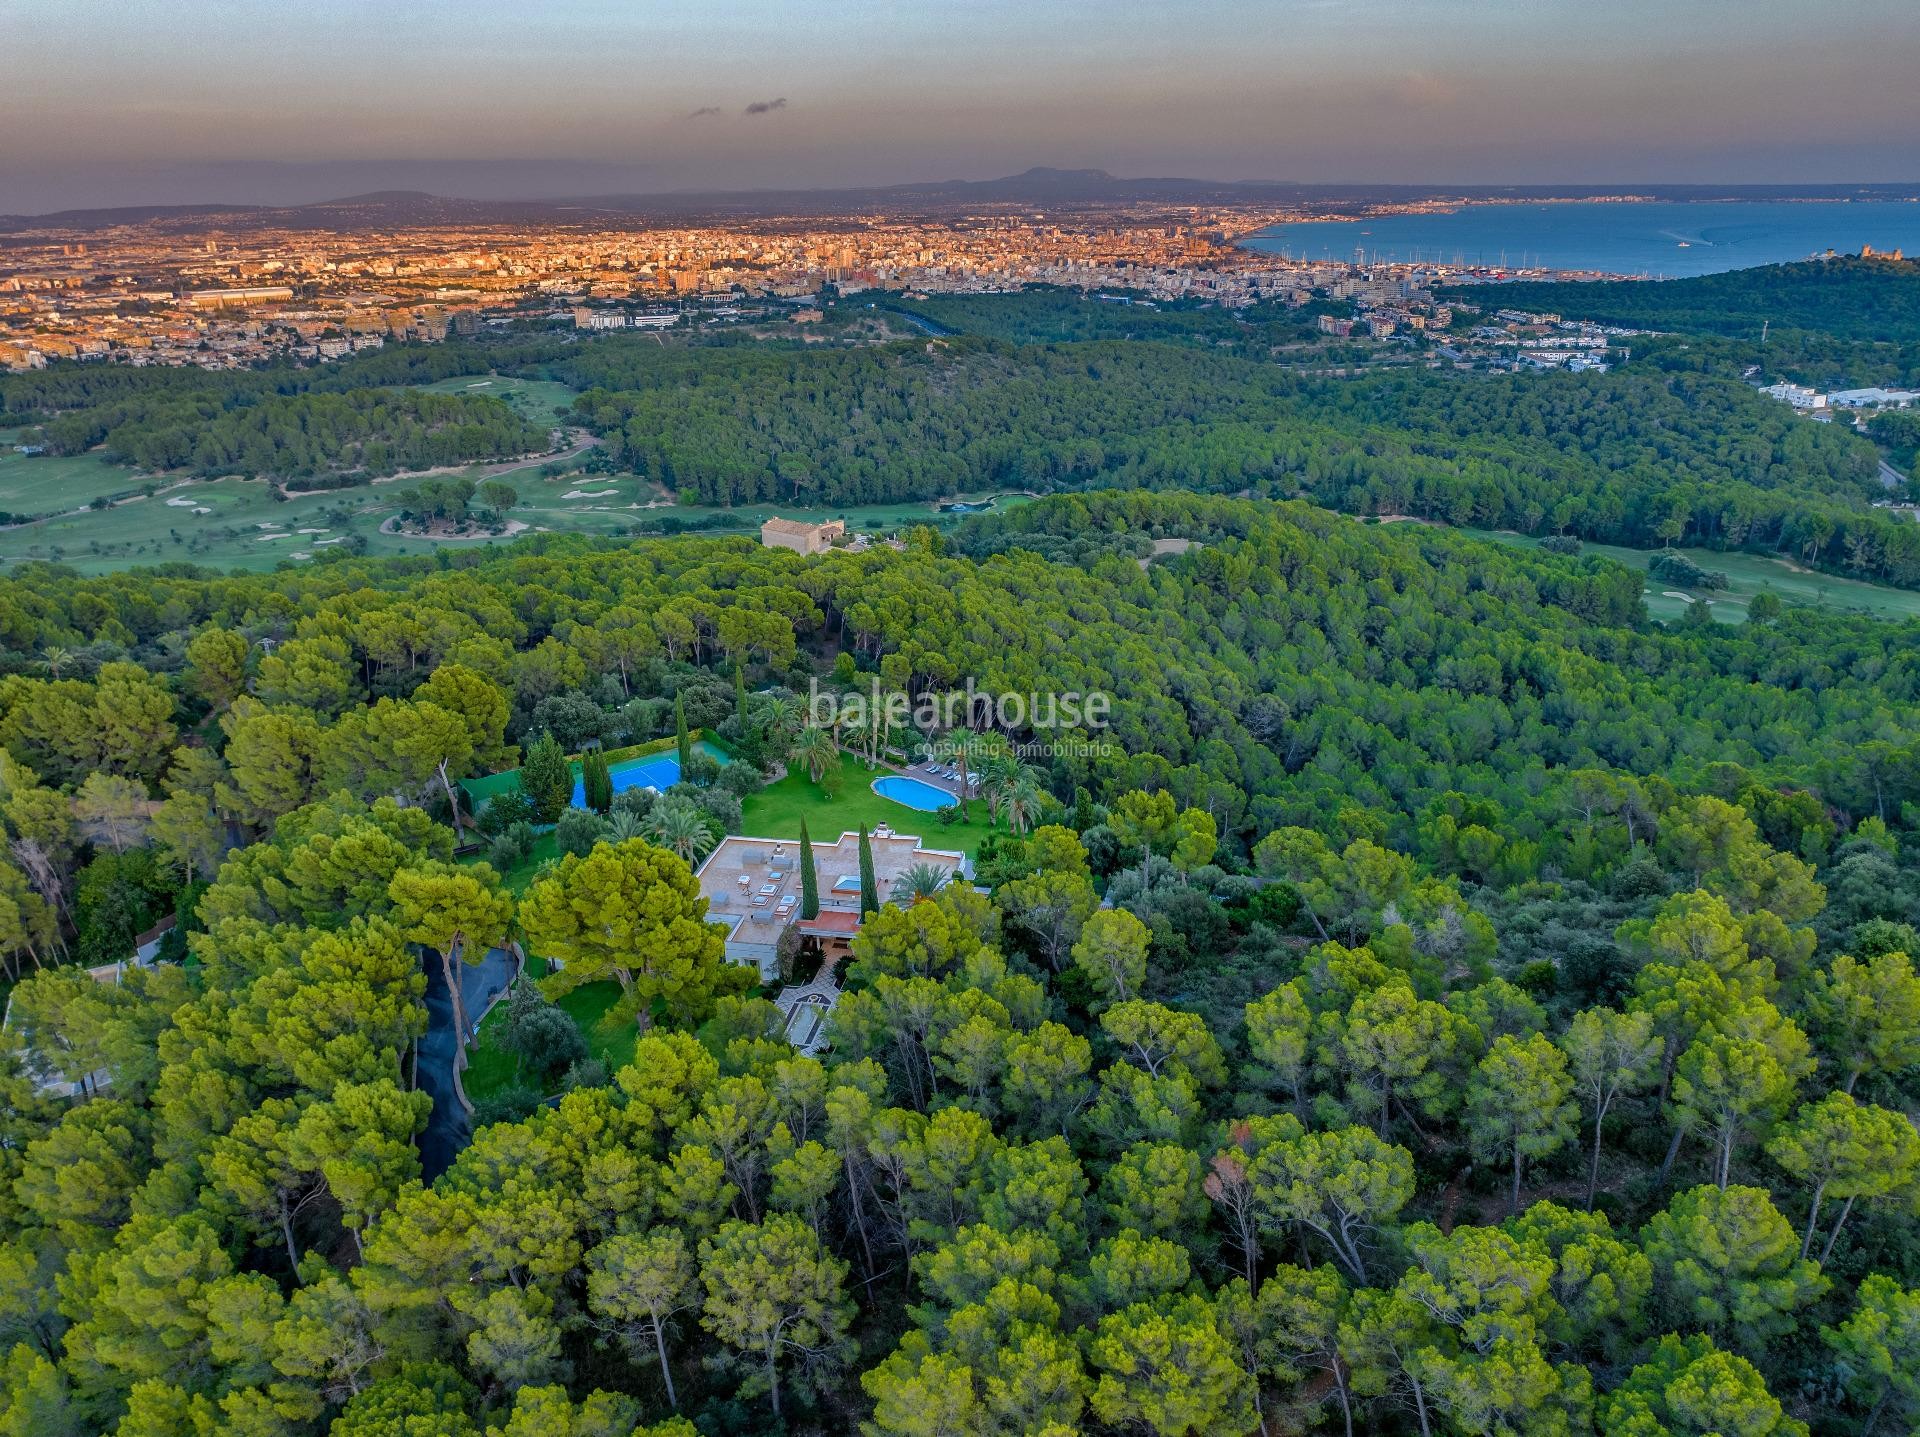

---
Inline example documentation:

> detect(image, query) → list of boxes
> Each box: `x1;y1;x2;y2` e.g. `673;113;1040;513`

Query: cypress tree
798;817;819;920
522;731;572;824
583;750;613;813
858;824;878;916
735;664;749;731
675;692;691;772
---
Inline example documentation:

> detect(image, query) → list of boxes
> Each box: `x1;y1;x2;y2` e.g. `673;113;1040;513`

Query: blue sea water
1242;200;1920;278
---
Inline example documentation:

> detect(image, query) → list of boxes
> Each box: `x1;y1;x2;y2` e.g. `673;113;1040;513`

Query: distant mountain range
5;168;1918;233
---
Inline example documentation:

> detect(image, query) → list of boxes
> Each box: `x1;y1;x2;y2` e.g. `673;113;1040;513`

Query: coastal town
0;191;1707;374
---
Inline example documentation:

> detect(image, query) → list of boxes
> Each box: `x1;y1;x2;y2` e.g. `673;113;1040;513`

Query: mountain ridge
5;170;1918;233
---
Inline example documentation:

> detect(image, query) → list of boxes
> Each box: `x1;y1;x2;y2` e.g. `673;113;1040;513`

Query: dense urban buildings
2;191;1688;374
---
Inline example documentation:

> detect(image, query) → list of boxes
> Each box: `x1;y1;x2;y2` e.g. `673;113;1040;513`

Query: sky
2;0;1917;213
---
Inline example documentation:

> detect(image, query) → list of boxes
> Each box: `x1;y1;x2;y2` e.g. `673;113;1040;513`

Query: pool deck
890;759;980;803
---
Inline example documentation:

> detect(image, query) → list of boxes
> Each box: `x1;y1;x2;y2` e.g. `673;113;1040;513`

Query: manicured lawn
0;428;148;512
742;752;1002;857
413;375;580;425
0;391;1024;575
1465;527;1920;625
462;977;637;1102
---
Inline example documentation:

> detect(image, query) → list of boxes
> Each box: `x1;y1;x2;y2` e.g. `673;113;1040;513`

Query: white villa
695;826;968;983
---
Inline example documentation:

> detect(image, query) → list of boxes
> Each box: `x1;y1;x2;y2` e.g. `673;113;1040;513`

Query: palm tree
833;705;864;763
975;749;1020;825
1005;774;1044;835
793;726;841;785
645;799;718;866
867;699;898;766
757;693;801;743
42;647;71;679
606;810;647;843
889;862;950;905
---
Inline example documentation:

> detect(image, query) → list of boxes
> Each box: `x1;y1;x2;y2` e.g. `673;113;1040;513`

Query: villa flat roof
695;826;967;932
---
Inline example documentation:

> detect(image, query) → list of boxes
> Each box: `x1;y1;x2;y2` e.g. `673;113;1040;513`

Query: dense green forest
0;337;575;428
1442;256;1920;393
36;387;547;482
560;333;1920;583
0;493;1916;1435
1439;256;1920;345
1625;329;1920;394
0;341;568;493
9;296;1915;584
882;287;1340;355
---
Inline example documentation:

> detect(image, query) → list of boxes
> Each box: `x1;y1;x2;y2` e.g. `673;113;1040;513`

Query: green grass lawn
0;428;150;514
0;399;1027;577
1463;528;1920;625
742;752;1000;857
412;374;580;425
462;977;637;1102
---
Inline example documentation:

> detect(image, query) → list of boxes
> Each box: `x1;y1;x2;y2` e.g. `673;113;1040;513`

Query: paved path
416;944;519;1180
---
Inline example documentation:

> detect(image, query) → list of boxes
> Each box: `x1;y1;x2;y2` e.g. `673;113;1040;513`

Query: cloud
743;97;788;116
685;105;721;119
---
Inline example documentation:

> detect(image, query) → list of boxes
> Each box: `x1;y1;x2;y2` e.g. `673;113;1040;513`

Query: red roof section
797;910;862;936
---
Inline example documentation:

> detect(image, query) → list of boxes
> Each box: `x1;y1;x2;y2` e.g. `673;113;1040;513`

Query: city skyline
5;0;1919;215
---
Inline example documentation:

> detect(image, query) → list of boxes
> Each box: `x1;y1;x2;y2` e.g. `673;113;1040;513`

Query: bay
1242;199;1920;278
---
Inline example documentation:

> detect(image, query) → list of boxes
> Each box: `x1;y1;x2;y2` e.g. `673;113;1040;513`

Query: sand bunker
562;488;618;499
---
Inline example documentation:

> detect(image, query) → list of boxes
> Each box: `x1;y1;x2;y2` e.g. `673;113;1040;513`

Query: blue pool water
873;775;957;811
571;740;728;808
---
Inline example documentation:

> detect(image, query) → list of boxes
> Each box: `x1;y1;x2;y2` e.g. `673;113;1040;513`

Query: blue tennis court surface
570;741;728;808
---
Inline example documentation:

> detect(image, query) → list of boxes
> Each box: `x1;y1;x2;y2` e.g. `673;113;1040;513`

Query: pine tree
858;824;878;917
675;692;691;772
798;817;819;920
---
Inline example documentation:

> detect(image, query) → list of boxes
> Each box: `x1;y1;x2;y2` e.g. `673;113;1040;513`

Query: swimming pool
571;741;729;808
872;775;957;811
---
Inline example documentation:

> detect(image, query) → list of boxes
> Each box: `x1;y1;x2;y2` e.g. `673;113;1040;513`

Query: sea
1241;199;1920;278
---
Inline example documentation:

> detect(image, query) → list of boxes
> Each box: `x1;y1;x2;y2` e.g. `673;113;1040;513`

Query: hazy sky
3;0;1916;212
